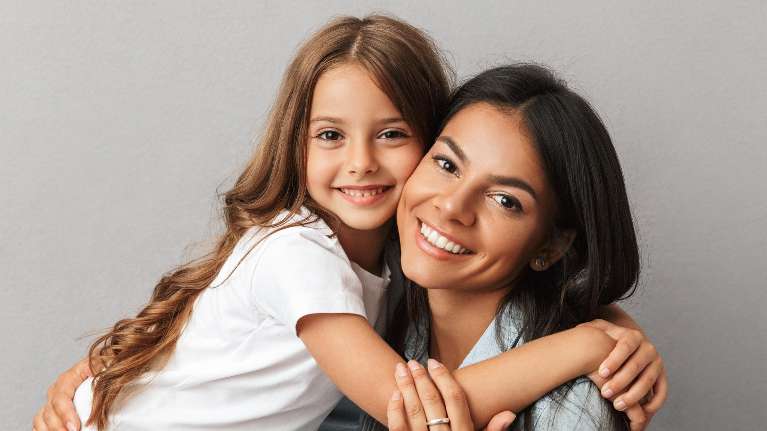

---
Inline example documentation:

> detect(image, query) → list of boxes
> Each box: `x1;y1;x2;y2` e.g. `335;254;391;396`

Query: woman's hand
33;358;91;431
580;319;668;430
387;359;516;431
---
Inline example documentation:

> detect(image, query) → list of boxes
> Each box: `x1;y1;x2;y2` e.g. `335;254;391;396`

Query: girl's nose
346;141;379;176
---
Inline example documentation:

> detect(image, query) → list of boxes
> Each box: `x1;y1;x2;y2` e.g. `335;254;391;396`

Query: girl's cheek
401;142;428;170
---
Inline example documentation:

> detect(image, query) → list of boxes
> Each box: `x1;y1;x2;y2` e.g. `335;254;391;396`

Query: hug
34;15;666;431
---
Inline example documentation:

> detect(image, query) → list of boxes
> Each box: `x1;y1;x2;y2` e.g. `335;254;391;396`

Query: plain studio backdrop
2;1;765;430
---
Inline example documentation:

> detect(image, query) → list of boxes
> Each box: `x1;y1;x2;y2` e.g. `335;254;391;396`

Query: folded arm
298;313;614;427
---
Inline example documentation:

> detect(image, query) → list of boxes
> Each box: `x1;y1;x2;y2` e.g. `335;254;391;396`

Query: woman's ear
529;229;576;271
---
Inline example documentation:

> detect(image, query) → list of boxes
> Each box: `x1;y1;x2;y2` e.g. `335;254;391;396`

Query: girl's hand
387;359;516;431
33;358;91;431
580;319;668;430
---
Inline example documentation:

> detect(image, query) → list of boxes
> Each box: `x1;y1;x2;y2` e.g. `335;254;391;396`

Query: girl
383;64;663;430
35;16;663;431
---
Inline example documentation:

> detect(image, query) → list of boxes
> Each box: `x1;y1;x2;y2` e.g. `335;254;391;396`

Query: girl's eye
433;156;458;175
378;130;408;140
317;130;342;141
491;194;523;212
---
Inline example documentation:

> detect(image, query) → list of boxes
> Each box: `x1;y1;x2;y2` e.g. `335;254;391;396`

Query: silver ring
426;417;450;427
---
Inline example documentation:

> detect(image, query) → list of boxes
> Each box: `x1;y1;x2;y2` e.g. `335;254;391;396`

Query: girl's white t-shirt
74;209;391;430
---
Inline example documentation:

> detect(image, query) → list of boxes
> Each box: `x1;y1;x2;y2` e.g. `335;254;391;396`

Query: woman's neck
330;218;392;275
427;287;510;370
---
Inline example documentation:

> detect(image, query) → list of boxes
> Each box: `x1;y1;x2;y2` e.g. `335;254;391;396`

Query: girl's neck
330;218;392;275
427;287;510;370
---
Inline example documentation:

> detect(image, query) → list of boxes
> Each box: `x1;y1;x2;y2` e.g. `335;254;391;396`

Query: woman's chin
401;262;450;290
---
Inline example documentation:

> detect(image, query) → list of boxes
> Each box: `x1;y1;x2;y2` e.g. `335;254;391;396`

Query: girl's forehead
310;64;403;120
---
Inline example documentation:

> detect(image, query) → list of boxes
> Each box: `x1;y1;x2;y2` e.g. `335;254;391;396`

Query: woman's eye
491;194;523;212
433;156;458;175
379;130;407;140
317;130;342;141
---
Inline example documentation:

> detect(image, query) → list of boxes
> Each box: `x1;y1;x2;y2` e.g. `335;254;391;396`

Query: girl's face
397;102;561;291
306;63;424;232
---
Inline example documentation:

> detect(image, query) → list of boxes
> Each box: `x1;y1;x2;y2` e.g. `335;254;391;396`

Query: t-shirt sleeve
250;227;366;333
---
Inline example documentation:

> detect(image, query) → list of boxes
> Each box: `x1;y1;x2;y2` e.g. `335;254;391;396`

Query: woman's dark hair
390;64;639;430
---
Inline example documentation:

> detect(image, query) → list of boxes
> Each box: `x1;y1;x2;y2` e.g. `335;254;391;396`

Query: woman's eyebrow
436;136;467;163
488;174;537;200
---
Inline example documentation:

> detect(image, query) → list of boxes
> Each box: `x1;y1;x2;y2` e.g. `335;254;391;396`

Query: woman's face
397;102;559;291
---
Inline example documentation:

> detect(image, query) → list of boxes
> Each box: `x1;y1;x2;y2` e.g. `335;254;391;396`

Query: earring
535;256;546;270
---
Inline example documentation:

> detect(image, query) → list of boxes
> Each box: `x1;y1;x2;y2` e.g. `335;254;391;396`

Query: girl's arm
585;306;668;425
598;304;640;329
298;313;615;427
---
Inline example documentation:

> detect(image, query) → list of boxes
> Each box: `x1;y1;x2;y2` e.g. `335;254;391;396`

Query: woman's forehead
440;104;542;176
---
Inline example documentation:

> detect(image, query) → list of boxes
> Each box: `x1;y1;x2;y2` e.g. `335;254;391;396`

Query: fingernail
614;399;626;411
502;418;515;428
391;389;402;401
396;362;409;378
602;386;613;398
67;423;77;431
407;360;422;371
427;358;443;370
599;366;610;377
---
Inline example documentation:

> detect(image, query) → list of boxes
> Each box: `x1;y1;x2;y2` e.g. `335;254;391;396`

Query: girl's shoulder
241;207;340;258
212;207;347;288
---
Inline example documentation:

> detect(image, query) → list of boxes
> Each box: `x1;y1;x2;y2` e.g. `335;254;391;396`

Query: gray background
2;1;765;430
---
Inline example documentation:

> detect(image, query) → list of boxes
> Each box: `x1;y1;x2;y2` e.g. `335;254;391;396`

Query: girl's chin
335;213;394;232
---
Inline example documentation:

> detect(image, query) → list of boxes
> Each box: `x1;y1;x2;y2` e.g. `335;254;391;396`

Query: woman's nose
432;184;476;226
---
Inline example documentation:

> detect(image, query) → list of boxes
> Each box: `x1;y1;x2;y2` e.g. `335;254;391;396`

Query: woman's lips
414;219;474;260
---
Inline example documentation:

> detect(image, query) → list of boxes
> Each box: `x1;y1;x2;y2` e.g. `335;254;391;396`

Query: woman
380;63;663;430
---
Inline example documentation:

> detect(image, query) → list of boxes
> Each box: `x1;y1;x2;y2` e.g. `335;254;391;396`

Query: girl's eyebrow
378;117;407;124
438;135;537;200
309;116;406;125
310;116;343;124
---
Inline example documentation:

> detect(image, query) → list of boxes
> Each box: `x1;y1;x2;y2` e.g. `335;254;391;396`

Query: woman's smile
417;219;473;256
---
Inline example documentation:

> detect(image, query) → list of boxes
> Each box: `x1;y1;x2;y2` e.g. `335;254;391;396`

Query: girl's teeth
343;187;386;197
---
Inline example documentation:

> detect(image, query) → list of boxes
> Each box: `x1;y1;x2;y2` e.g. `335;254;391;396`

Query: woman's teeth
339;187;386;197
420;222;470;255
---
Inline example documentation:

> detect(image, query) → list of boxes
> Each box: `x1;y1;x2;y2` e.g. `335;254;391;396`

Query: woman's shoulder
522;377;610;431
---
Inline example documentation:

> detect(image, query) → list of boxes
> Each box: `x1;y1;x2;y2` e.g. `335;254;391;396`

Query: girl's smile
335;184;394;206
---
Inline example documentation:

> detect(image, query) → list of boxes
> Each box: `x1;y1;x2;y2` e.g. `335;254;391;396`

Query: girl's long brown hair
85;14;451;429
